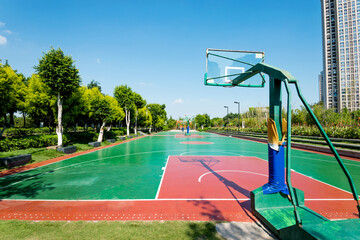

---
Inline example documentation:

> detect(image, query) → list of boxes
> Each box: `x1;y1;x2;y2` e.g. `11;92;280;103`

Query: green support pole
269;77;282;140
284;80;302;225
226;61;360;239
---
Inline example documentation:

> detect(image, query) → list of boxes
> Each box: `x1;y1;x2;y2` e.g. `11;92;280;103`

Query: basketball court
0;131;359;221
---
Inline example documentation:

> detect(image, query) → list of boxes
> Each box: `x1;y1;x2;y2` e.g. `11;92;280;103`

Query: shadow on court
0;172;55;199
185;221;222;239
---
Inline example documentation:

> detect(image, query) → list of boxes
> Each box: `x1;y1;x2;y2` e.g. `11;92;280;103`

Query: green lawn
0;220;223;240
0;141;116;171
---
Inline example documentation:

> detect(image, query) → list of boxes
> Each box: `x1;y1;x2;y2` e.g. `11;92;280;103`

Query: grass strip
0;220;223;240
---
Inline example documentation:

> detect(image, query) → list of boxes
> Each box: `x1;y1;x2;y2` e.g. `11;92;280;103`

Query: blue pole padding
262;143;289;195
187;126;189;134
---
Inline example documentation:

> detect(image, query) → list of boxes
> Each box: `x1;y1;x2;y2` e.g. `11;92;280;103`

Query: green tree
0;63;27;134
86;87;124;141
91;94;124;142
0;64;14;134
195;114;206;129
24;74;55;128
137;106;152;130
35;48;81;147
132;92;146;135
211;117;224;127
83;87;102;129
114;85;135;136
87;80;102;93
147;103;167;132
292;108;306;125
62;86;87;130
166;116;177;130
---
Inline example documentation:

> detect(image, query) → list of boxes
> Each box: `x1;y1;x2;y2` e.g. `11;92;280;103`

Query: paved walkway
216;222;278;240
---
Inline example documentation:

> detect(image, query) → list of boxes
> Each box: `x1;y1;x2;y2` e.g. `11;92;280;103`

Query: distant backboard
205;49;265;87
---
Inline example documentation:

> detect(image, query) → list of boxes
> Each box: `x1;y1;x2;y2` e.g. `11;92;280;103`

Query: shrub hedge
0;135;69;152
4;127;53;137
212;125;360;139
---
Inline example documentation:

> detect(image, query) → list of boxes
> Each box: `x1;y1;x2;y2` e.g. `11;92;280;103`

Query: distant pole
224;106;229;133
234;101;240;133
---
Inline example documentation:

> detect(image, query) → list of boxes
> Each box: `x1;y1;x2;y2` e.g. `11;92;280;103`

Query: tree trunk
134;110;138;135
23;112;26;128
97;121;106;142
9;111;14;127
107;124;112;131
3;114;7;127
0;126;6;137
56;93;63;147
125;108;130;136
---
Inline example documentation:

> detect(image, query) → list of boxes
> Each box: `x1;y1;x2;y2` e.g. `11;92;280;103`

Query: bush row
210;125;360;139
3;127;53;137
0;127;130;151
0;135;70;152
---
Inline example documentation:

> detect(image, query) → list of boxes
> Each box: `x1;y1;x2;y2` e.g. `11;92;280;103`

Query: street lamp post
234;101;240;133
224;106;229;133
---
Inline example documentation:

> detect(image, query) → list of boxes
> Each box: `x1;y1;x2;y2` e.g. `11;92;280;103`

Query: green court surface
0;131;359;200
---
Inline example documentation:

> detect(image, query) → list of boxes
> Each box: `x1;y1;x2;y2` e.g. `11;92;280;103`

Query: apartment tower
321;0;360;111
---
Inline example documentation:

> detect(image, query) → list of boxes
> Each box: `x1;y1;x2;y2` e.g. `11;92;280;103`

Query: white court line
198;170;267;183
306;199;354;201
0;198;251;201
0;198;354;202
290;169;356;197
291;156;360;167
180;150;243;156
0;137;165;179
0;150;184;191
155;156;170;199
253;157;357;197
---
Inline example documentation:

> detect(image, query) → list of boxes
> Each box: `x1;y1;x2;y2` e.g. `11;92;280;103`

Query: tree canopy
34;47;81;147
35;48;81;97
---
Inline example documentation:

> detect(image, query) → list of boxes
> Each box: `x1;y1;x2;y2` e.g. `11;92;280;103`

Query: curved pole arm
232;62;360;216
283;80;302;225
288;78;360;215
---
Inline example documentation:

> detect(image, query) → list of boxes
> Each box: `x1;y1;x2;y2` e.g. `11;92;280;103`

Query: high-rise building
320;0;360;112
319;71;326;103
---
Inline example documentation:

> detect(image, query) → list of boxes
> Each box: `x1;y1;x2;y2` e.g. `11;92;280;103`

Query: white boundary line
254;157;358;197
0;198;354;202
0;135;151;179
0;149;181;181
180;150;244;156
155;156;170;199
0;150;183;191
290;169;357;196
0;198;251;201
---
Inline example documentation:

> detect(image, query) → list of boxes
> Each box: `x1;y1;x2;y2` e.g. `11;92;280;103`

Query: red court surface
0;156;358;221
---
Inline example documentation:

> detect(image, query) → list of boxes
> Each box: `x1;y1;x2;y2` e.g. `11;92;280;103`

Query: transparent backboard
205;49;265;87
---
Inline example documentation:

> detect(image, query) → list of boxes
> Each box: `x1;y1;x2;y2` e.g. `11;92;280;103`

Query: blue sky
0;0;322;119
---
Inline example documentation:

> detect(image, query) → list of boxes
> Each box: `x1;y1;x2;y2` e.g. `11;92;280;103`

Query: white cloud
0;35;7;45
96;58;101;63
172;98;184;104
200;98;208;102
4;30;12;34
0;22;5;27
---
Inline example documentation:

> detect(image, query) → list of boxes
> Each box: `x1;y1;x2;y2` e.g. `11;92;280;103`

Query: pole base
251;186;326;239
